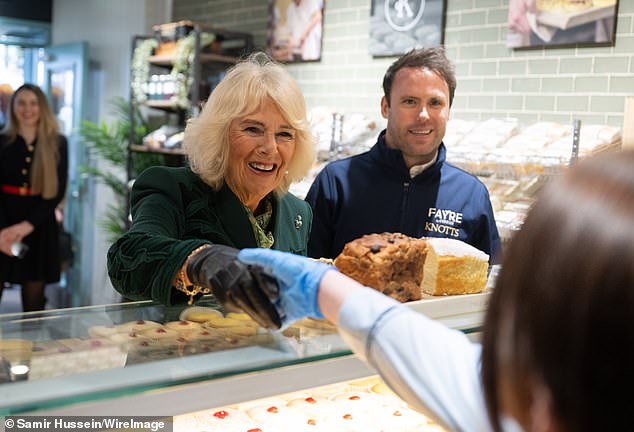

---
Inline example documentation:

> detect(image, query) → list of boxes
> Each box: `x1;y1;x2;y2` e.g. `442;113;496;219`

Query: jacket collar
216;184;258;247
370;129;447;179
216;184;300;250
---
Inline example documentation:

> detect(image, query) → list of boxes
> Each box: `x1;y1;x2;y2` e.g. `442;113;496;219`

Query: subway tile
527;59;558;74
461;11;488;26
575;76;609;92
606;114;625;127
542;77;574;92
591;95;627;112
499;59;527;75
475;0;504;8
511;77;541;92
457;78;484;92
575;114;610;125
445;1;472;14
514;113;540;125
613;36;634;54
544;113;574;124
458;44;486;59
469;95;495;109
471;61;497;75
559;57;593;74
482;77;510;92
495;95;523;110
593;56;629;73
525;96;555;111
485;42;512;58
557;96;589;111
472;28;500;43
487;9;508;25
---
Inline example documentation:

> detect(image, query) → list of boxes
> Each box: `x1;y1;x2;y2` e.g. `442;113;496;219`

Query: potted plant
79;97;164;242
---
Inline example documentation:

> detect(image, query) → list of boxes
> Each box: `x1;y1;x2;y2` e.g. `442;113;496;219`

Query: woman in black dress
0;83;68;311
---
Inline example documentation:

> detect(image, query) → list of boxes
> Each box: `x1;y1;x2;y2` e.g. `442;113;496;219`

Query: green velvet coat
107;166;312;305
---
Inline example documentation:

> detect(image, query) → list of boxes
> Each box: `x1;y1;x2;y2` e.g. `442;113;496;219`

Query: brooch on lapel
294;214;303;230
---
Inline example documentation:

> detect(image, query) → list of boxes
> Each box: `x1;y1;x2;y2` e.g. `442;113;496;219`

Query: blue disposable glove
238;248;335;329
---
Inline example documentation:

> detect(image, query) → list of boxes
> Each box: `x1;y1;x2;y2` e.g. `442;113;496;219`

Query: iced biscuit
88;325;120;338
179;306;223;323
164;320;202;333
117;320;162;333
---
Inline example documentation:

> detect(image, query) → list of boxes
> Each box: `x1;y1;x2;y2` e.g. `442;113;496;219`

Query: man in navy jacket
305;48;500;261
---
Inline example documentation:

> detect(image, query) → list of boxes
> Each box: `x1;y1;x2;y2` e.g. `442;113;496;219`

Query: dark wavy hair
382;47;456;107
481;150;634;431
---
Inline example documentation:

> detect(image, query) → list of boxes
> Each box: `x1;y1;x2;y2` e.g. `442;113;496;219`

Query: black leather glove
187;244;282;329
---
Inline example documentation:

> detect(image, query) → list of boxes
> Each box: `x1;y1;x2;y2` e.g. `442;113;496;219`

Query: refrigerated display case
0;292;489;417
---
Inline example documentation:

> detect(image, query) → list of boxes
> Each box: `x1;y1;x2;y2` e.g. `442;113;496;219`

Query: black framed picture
507;0;619;49
369;0;446;57
268;0;325;62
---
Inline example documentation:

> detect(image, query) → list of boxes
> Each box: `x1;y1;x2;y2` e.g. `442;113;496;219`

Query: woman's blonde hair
5;84;60;199
183;52;316;194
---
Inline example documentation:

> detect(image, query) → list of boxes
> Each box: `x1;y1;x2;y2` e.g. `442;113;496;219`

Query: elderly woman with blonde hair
108;53;316;327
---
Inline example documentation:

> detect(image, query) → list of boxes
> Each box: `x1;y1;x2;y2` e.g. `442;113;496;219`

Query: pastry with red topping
116;319;162;333
246;404;309;429
164;320;202;334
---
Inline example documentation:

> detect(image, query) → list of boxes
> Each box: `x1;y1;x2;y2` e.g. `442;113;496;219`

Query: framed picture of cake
507;0;619;49
368;0;446;57
267;0;325;62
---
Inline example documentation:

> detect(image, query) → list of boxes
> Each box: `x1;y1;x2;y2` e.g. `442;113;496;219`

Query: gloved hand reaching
238;248;335;329
187;244;282;329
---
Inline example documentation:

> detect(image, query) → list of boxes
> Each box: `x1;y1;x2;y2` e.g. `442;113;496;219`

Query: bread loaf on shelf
334;232;427;302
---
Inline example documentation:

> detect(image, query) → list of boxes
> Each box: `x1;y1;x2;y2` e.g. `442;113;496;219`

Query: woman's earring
284;171;289;176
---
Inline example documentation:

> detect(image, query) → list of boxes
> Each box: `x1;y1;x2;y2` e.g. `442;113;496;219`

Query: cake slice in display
421;238;489;296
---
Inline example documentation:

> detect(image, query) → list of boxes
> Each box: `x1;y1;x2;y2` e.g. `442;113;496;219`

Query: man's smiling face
381;66;451;168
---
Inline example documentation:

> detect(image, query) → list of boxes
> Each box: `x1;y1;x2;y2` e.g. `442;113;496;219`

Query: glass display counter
0;292;488;417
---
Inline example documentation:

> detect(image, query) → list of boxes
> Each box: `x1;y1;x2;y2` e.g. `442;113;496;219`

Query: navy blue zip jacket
305;130;501;261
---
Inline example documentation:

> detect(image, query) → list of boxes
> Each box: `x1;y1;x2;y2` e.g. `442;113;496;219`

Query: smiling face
381;66;450;168
225;100;296;212
13;88;41;130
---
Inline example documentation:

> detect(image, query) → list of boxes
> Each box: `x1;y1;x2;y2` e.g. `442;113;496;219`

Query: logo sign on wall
369;0;445;57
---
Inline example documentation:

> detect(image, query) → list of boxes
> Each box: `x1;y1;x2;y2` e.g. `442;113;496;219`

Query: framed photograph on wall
369;0;446;57
268;0;325;62
507;0;619;49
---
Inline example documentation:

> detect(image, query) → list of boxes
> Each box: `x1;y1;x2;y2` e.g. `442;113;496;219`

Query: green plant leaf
78;97;161;241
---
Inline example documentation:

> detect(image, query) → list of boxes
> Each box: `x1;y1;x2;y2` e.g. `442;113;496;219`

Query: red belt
1;185;32;196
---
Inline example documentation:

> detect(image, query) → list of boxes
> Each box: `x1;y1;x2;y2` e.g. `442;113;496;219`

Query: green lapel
215;184;258;248
273;192;310;255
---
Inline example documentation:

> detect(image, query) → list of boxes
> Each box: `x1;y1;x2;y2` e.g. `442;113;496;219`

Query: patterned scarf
245;195;274;248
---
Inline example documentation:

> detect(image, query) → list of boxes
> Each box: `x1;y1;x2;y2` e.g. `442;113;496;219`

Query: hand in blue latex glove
238;248;335;329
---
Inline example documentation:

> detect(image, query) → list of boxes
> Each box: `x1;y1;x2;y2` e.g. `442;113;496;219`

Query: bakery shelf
148;52;240;66
129;144;185;156
537;4;616;30
143;99;182;111
0;292;487;416
407;291;490;333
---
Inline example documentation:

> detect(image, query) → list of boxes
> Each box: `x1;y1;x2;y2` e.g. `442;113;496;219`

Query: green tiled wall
173;0;633;127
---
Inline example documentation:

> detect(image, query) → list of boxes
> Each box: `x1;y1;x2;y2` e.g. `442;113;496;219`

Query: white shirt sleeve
337;287;492;432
